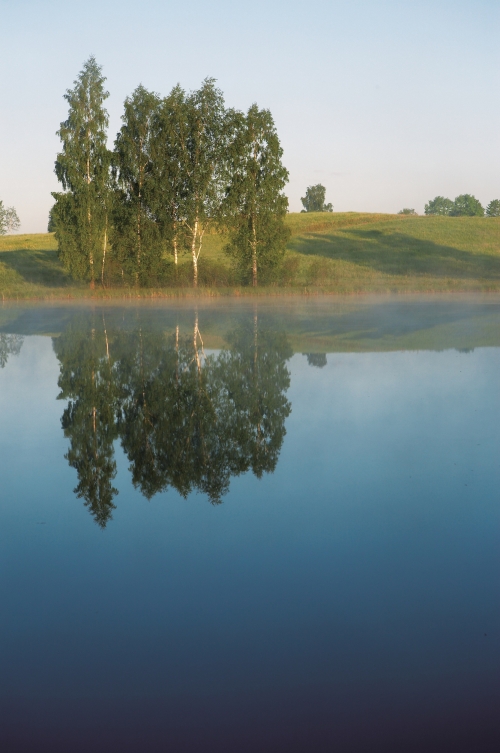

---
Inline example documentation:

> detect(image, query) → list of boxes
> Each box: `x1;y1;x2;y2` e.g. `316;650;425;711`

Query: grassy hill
1;212;499;299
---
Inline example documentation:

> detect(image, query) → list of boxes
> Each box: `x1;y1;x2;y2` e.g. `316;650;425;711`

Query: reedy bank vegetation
51;58;289;289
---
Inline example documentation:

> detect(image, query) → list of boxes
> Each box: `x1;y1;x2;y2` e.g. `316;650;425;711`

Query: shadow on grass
289;228;500;279
0;247;74;287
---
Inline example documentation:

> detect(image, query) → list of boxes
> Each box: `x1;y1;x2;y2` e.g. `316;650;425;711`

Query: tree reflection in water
53;311;292;526
54;320;119;528
0;334;24;368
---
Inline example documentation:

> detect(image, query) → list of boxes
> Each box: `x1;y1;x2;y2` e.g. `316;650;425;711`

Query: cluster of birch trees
51;57;290;288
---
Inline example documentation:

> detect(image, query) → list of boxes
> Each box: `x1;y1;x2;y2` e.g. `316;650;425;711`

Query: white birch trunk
101;215;108;287
191;218;199;287
251;215;258;288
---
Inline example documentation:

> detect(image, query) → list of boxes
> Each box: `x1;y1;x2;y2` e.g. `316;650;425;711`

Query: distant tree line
50;57;289;288
424;195;500;217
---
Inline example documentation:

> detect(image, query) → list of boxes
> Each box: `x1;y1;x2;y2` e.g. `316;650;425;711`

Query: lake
0;296;499;753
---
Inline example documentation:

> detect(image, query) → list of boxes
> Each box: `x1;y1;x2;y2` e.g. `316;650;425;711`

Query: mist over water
1;298;499;752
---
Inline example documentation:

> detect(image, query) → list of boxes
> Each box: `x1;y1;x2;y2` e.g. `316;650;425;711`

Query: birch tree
113;86;162;284
148;85;190;268
52;57;112;287
181;79;228;286
224;105;289;286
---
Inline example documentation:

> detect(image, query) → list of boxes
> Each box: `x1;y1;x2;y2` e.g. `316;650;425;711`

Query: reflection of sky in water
0;330;499;752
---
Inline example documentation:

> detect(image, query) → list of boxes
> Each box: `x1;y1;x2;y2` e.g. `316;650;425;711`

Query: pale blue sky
1;0;499;232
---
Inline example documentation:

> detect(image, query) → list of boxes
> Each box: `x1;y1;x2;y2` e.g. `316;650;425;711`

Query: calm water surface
0;298;499;752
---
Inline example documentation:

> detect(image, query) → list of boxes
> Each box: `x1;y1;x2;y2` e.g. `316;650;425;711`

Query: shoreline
2;289;500;310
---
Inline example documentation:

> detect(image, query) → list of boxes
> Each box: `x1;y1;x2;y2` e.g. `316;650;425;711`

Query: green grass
1;213;499;299
284;212;500;292
0;233;83;299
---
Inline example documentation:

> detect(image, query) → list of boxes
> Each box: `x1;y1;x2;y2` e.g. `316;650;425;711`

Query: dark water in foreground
0;298;499;753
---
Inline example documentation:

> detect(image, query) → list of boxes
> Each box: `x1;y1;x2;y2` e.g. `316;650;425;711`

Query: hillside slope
1;213;499;298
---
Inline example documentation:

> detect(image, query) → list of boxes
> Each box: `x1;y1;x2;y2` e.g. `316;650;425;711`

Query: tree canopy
424;196;454;216
52;56;111;287
451;194;484;217
486;200;500;217
223;105;290;286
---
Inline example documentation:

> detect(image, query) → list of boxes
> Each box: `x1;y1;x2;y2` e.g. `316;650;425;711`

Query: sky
1;0;499;233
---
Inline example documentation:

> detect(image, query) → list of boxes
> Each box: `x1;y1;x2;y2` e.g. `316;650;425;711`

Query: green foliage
426;194;485;217
300;184;333;213
451;194;484;217
486;200;500;217
47;206;56;232
53;56;112;286
398;208;417;215
424;196;454;216
112;85;163;285
51;62;291;288
148;85;190;266
224;105;290;285
181;79;229;285
0;201;20;234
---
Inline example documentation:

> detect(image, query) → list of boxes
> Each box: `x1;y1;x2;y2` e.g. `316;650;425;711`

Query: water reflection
303;352;327;368
0;333;23;368
53;312;292;526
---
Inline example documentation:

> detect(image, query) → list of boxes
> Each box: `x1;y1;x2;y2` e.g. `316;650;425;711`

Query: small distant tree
424;196;454;216
451;194;484;217
398;208;417;215
0;201;20;234
300;184;333;213
486;199;500;217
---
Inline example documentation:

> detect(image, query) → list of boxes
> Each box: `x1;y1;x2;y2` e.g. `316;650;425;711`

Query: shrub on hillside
0;201;20;234
451;194;484;217
486;200;500;217
424;197;454;216
398;208;417;215
300;184;333;213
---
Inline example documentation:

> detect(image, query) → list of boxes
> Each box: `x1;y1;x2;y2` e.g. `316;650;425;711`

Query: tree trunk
191;218;199;287
251;214;257;287
101;216;108;287
173;220;178;266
